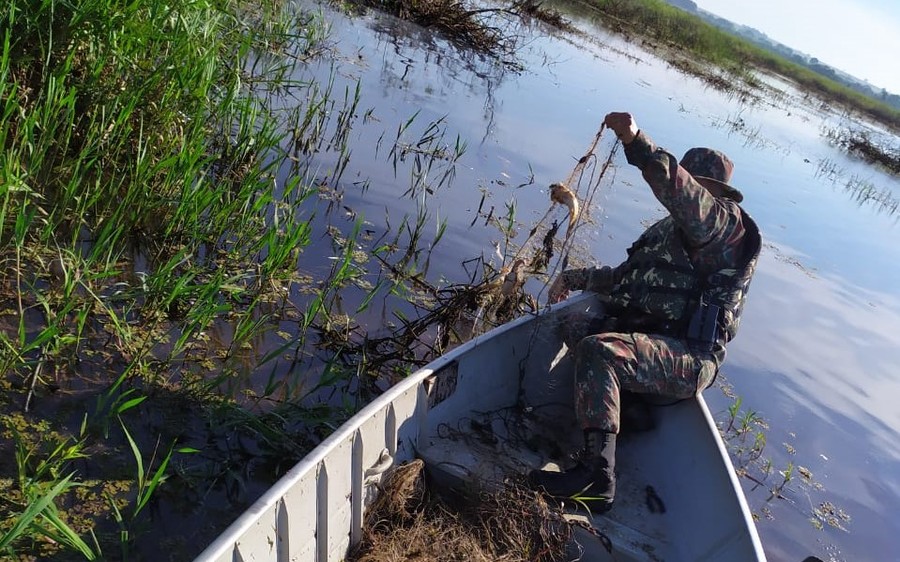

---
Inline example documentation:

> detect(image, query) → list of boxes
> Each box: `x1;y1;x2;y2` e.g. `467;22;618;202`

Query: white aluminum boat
195;293;767;561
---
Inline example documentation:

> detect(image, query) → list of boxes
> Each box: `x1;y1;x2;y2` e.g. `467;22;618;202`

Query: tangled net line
348;127;626;562
500;122;621;309
320;122;622;390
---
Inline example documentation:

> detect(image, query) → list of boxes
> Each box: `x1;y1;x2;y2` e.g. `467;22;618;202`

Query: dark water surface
276;4;900;561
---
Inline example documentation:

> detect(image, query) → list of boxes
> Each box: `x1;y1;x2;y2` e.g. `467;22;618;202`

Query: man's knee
575;333;633;366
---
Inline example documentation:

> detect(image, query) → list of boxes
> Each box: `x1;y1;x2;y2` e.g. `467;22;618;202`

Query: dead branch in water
347;0;575;56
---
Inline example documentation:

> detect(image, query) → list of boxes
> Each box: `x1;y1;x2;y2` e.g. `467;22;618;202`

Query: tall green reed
0;0;329;378
1;415;96;559
1;0;331;556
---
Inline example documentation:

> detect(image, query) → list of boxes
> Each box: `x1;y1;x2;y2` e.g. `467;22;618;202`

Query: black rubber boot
529;429;616;511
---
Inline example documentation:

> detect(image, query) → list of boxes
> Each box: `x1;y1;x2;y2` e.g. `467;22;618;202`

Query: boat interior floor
419;402;672;562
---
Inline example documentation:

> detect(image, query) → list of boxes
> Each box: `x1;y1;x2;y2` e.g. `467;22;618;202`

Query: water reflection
843;175;900;217
264;2;900;560
814;157;900;219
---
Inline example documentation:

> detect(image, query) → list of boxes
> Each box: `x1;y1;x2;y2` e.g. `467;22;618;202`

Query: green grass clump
0;0;325;386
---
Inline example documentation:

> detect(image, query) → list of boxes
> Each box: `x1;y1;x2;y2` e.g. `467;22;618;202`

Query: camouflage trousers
573;331;718;433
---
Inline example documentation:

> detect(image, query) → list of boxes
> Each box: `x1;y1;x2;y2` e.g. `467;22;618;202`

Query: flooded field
3;0;899;560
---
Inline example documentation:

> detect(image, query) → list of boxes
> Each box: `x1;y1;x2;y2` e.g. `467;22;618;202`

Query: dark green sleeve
562;264;624;295
623;130;733;249
623;129;657;169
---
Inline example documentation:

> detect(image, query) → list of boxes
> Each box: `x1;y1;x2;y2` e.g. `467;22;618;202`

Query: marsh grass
0;0;347;556
822;125;900;176
815;132;899;217
842;175;900;217
1;0;320;382
583;0;900;131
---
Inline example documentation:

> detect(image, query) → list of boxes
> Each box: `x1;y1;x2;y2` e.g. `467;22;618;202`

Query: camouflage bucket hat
679;147;744;203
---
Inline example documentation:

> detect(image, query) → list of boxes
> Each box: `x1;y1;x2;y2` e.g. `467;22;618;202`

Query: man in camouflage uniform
529;112;762;511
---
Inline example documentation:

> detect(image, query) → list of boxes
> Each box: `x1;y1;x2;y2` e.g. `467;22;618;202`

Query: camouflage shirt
562;130;759;351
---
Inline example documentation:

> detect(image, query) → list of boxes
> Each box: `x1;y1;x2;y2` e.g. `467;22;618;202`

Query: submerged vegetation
714;381;852;534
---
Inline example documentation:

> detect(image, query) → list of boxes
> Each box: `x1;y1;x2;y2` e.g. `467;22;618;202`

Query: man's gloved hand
604;112;638;145
548;274;569;304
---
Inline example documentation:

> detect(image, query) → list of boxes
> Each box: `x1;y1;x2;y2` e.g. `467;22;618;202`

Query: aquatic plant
0;415;96;559
822;125;900;175
715;381;851;534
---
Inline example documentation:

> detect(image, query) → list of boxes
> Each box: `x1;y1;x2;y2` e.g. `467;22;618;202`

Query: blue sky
696;0;900;94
